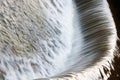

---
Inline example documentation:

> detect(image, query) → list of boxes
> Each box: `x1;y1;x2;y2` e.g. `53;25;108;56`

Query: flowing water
0;0;117;80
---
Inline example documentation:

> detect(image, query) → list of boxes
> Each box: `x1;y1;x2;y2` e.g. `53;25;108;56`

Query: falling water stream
0;0;117;80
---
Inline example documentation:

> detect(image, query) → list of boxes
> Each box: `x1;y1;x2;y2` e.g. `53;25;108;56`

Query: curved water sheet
0;0;117;80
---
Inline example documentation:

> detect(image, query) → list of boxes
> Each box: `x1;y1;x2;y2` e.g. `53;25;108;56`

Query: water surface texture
0;0;117;80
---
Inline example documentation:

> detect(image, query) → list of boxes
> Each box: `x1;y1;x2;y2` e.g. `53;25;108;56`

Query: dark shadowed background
107;0;120;80
108;0;120;37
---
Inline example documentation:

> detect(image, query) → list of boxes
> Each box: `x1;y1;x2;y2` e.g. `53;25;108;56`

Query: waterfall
0;0;118;80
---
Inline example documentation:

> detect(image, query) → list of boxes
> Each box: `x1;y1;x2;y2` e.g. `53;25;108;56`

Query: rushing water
0;0;117;80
